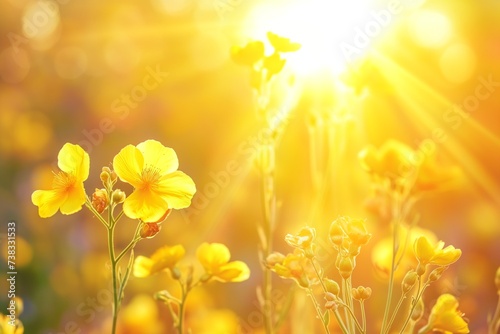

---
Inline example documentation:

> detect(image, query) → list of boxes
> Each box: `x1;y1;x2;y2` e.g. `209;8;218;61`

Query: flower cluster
134;243;250;333
31;140;197;334
231;32;300;91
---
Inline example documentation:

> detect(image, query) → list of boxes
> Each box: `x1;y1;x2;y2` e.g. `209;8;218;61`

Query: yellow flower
372;225;437;279
266;32;301;53
133;245;185;278
414;236;461;267
32;143;89;218
358;140;416;181
285;226;316;253
266;250;314;288
230;41;265;66
421;294;469;333
0;314;24;334
112;140;196;222
196;243;250;283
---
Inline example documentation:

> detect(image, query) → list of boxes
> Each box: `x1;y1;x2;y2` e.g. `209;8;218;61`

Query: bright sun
243;0;377;76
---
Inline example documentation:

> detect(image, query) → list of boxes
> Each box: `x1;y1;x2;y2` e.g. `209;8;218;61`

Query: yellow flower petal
425;294;469;333
57;143;89;181
214;261;250;282
59;183;86;215
196;243;231;274
133;256;154;278
414;236;435;265
149;245;185;274
431;246;462;266
157;171;196;209
113;144;144;187
137;140;178;175
123;188;170;222
32;189;67;218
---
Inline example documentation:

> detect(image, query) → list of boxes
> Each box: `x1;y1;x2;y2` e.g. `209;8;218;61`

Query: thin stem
360;301;367;333
85;198;108;228
333;309;350;334
489;293;500;334
107;210;118;334
307;290;331;334
259;166;275;334
384;292;407;334
381;192;403;334
176;281;188;334
400;278;429;334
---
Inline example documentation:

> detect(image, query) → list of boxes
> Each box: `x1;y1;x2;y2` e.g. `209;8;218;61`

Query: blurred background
0;0;499;332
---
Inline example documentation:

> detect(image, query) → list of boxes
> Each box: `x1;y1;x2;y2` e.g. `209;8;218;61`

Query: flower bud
324;278;340;295
100;171;109;184
339;257;353;279
91;188;108;214
170;267;181;280
402;271;418;293
140;223;161;239
111;189;126;204
266;252;286;267
329;222;345;247
411;298;424;322
110;170;118;183
428;266;447;283
324;292;338;310
352;286;372;301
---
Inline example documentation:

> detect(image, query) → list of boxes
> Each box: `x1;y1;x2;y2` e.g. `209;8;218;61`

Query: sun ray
370;51;500;203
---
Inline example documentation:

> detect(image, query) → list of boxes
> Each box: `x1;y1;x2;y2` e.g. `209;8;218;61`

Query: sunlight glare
243;0;376;76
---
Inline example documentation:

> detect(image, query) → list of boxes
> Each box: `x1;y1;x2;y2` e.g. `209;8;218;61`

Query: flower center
140;166;161;190
52;171;76;191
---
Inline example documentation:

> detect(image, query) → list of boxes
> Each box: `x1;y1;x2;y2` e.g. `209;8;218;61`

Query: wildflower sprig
134;242;250;334
232;32;300;334
32;140;196;334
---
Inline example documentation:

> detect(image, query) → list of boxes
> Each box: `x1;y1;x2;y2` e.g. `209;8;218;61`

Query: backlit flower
196;243;250;283
267;32;301;53
285;226;316;254
32;143;89;218
414;236;461;267
421;294;469;333
230;41;264;66
112;140;196;222
133;245;185;278
266;250;314;288
358;140;416;182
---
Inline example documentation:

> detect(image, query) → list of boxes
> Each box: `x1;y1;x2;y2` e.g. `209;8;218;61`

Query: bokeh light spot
409;10;453;48
439;42;476;83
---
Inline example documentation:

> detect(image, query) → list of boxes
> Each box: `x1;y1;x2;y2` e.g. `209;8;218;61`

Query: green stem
176;282;188;334
108;214;119;334
85;198;109;228
399;278;428;334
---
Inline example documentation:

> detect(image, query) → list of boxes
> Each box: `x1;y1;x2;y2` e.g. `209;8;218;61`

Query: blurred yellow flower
0;314;23;334
372;225;437;279
32;143;89;218
267;32;301;53
285;226;316;253
421;294;469;333
266;250;314;288
359;140;416;182
133;245;185;278
414;236;461;267
196;243;250;283
230;41;264;66
112;140;196;222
